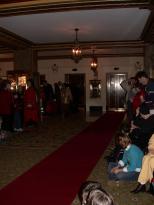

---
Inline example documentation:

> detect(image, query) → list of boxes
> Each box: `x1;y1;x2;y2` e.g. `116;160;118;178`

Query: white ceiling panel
0;7;151;44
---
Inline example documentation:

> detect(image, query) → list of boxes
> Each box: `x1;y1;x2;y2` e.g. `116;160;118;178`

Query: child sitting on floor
108;133;144;181
78;181;115;205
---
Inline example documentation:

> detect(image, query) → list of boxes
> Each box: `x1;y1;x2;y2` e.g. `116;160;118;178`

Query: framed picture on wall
89;80;101;98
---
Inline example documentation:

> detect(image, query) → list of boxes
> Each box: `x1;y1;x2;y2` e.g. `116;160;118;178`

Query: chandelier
90;49;98;73
72;28;82;63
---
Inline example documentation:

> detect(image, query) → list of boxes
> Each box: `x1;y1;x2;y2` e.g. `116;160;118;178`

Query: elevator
106;73;127;111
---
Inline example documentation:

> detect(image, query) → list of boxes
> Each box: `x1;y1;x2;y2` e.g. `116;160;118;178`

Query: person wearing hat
131;133;154;194
130;102;154;151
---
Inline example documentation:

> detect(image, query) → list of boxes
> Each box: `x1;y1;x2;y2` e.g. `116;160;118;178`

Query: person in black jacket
130;102;154;151
42;80;54;114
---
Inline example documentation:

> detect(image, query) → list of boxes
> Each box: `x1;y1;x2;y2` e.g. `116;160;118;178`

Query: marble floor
0;112;153;205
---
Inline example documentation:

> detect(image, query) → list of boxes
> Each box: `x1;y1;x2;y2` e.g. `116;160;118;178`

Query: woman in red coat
132;87;145;116
24;79;39;126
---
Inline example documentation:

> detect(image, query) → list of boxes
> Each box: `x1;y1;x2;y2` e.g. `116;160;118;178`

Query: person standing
120;77;139;122
61;83;72;118
54;82;62;114
13;91;23;132
42;80;54;115
0;80;14;136
24;79;39;127
135;71;154;112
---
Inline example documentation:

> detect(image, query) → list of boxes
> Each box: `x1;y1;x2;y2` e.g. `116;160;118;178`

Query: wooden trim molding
36;40;145;59
37;52;144;60
141;10;154;42
141;10;153;38
0;0;151;17
0;57;14;62
32;40;145;51
0;27;33;49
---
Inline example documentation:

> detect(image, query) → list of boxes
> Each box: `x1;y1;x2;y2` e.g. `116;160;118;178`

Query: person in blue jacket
108;132;144;181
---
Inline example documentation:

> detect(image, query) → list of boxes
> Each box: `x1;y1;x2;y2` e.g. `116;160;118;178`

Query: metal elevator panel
106;73;127;111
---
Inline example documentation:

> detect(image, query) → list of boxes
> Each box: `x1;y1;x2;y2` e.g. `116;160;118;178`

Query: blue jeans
108;162;139;181
126;100;134;121
14;111;22;129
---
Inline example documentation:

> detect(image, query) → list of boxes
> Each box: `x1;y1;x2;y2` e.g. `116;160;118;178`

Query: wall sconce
90;49;98;77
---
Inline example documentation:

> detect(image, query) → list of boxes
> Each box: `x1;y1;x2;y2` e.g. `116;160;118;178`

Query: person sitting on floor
108;133;144;181
131;133;154;195
78;181;102;205
78;181;115;205
104;131;125;163
130;102;154;151
104;122;131;163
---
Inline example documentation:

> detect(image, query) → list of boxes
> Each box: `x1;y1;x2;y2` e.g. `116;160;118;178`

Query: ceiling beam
36;40;145;59
0;27;33;49
32;40;145;52
141;10;154;42
37;53;144;60
0;0;152;17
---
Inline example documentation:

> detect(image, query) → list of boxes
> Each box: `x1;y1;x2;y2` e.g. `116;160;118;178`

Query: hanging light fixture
90;49;98;73
72;28;82;63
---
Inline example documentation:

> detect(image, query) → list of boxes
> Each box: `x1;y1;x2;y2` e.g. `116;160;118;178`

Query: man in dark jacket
130;102;154;151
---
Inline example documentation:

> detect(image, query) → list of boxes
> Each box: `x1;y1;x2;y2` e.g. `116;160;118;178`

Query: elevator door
106;73;127;111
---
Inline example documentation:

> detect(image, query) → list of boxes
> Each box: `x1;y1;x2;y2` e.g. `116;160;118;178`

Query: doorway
106;73;127;111
65;73;85;112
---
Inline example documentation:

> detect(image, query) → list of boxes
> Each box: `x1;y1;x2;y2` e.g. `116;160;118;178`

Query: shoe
130;183;146;194
147;183;154;195
18;128;23;132
104;156;114;162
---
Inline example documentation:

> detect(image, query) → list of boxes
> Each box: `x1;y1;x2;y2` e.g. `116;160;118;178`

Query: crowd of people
0;79;39;139
0;78;80;140
40;80;76;117
77;71;154;205
1;71;154;203
106;71;154;196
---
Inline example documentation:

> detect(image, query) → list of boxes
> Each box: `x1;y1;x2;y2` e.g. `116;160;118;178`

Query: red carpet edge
0;111;124;205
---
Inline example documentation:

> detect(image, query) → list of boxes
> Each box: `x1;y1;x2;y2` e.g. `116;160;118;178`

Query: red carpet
0;111;124;205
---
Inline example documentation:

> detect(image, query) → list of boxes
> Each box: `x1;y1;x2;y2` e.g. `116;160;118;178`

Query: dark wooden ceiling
0;0;151;4
0;0;34;4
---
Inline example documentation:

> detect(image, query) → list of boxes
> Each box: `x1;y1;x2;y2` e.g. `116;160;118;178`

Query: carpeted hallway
0;111;153;205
